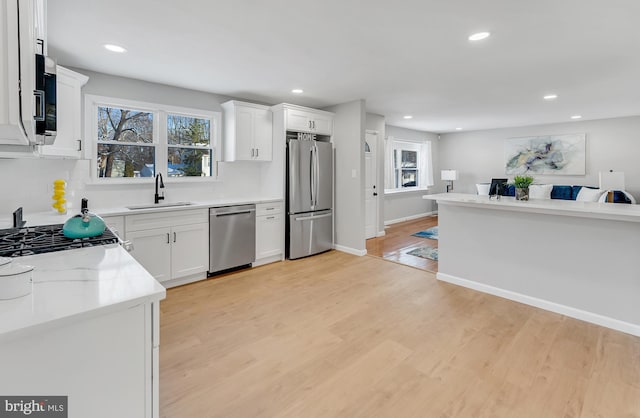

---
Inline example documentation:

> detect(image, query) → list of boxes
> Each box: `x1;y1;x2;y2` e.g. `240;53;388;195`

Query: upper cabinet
285;108;333;135
39;66;88;158
222;100;273;161
0;0;41;148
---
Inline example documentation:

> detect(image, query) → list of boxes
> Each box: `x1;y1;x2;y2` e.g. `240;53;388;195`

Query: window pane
401;150;417;168
401;169;418;187
97;144;155;178
168;147;212;177
167;115;210;147
98;107;153;143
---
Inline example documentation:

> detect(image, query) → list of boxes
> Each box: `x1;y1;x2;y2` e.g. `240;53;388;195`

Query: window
384;137;433;192
87;95;220;182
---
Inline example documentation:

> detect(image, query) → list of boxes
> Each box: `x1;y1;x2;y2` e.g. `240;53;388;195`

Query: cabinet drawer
256;201;283;216
126;209;208;232
102;215;125;238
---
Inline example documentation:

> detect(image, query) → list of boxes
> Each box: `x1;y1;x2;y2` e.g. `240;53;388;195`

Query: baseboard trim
384;212;435;226
436;272;640;337
376;230;386;237
334;245;367;256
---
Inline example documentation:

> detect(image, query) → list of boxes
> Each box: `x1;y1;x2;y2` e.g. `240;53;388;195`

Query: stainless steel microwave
35;53;57;145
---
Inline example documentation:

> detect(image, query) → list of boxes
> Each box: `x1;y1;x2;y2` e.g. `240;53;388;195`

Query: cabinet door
253;107;272;161
170;223;209;279
39;67;88;158
286;109;313;133
256;213;284;260
311;114;332;135
127;227;172;282
234;106;255;161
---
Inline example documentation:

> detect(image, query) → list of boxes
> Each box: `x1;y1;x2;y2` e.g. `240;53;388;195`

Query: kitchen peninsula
423;193;640;336
0;244;166;418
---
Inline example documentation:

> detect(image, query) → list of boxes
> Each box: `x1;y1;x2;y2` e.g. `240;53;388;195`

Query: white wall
366;113;385;235
439;115;640;200
383;125;440;223
324;100;366;254
0;69;281;217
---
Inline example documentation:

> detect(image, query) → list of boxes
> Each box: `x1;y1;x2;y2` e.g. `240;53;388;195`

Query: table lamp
599;170;625;203
441;170;458;193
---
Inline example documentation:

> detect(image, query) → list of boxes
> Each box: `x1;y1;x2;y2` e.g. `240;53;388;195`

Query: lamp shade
441;170;458;181
599;171;625;191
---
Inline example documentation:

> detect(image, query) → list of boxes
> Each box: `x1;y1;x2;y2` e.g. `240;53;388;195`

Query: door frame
365;130;379;239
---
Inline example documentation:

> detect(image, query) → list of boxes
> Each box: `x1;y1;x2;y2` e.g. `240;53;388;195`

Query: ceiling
47;0;640;133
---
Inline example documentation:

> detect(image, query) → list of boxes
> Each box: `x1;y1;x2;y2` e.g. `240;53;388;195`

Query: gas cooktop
0;224;119;257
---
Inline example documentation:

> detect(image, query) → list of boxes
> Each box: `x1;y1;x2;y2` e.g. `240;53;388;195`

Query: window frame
384;137;433;194
85;95;221;184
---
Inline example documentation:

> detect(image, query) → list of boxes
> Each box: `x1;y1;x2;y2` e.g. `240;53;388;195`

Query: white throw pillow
576;187;605;202
529;184;553;199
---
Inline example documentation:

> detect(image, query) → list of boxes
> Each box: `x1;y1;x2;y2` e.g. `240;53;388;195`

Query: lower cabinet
125;209;209;286
255;201;284;266
0;302;160;418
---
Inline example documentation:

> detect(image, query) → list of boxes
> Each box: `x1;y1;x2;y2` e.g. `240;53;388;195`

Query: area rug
412;226;438;240
406;246;439;261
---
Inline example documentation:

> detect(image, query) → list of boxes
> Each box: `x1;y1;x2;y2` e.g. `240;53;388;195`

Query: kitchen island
423;193;640;336
0;244;166;418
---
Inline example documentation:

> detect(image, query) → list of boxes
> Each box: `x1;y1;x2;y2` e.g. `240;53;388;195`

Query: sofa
503;184;634;204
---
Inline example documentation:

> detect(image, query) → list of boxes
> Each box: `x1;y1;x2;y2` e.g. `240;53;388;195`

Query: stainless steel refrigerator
286;135;333;259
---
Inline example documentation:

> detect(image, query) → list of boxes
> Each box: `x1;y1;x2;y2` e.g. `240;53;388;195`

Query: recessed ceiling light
291;89;304;94
544;94;558;100
571;115;582;119
104;44;127;53
456;127;463;130
468;32;491;41
403;115;413;119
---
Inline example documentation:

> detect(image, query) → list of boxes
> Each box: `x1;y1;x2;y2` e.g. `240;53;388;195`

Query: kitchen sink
126;201;194;210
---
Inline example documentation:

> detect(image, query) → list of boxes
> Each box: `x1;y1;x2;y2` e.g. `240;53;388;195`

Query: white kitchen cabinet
125;209;209;286
0;0;38;148
170;222;209;279
0;302;160;418
39;66;88;158
285;107;333;135
222;100;272;161
127;227;173;283
255;201;284;266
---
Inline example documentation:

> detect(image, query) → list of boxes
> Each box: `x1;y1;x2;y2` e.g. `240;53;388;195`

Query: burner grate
0;224;119;257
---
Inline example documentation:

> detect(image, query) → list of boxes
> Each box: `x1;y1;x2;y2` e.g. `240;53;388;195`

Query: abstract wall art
505;133;586;175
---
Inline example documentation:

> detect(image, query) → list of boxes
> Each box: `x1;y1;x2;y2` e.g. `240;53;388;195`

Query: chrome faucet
155;173;165;204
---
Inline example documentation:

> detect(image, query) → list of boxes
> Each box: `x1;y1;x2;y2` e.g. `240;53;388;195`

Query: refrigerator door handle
310;146;316;209
314;144;320;208
295;213;332;221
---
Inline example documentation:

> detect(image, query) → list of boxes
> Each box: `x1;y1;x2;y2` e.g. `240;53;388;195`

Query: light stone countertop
0;196;284;228
0;244;166;342
423;193;640;222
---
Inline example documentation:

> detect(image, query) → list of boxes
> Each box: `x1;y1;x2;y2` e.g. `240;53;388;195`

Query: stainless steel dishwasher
209;204;256;274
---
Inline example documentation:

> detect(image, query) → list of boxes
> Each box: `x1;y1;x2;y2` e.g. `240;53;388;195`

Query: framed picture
505;133;586;175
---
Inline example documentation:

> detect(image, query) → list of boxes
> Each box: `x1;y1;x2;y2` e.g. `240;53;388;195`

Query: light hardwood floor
366;216;439;272
160;250;640;417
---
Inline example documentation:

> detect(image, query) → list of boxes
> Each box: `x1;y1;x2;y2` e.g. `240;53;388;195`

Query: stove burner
0;224;119;257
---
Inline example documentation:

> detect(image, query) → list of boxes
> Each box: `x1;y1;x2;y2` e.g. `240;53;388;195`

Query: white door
127;227;172;282
170;223;209;279
365;132;378;239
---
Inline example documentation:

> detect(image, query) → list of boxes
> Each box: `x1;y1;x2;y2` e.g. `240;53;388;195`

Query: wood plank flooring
159;250;640;417
366;216;438;272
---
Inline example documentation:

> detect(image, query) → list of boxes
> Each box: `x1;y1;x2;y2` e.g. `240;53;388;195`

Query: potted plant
512;175;534;201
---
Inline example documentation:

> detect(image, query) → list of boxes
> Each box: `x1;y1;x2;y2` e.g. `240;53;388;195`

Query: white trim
384;187;430;195
252;255;284;267
384;211;435;225
333;245;367;256
376;230;386;237
436;272;640;337
84;94;221;184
